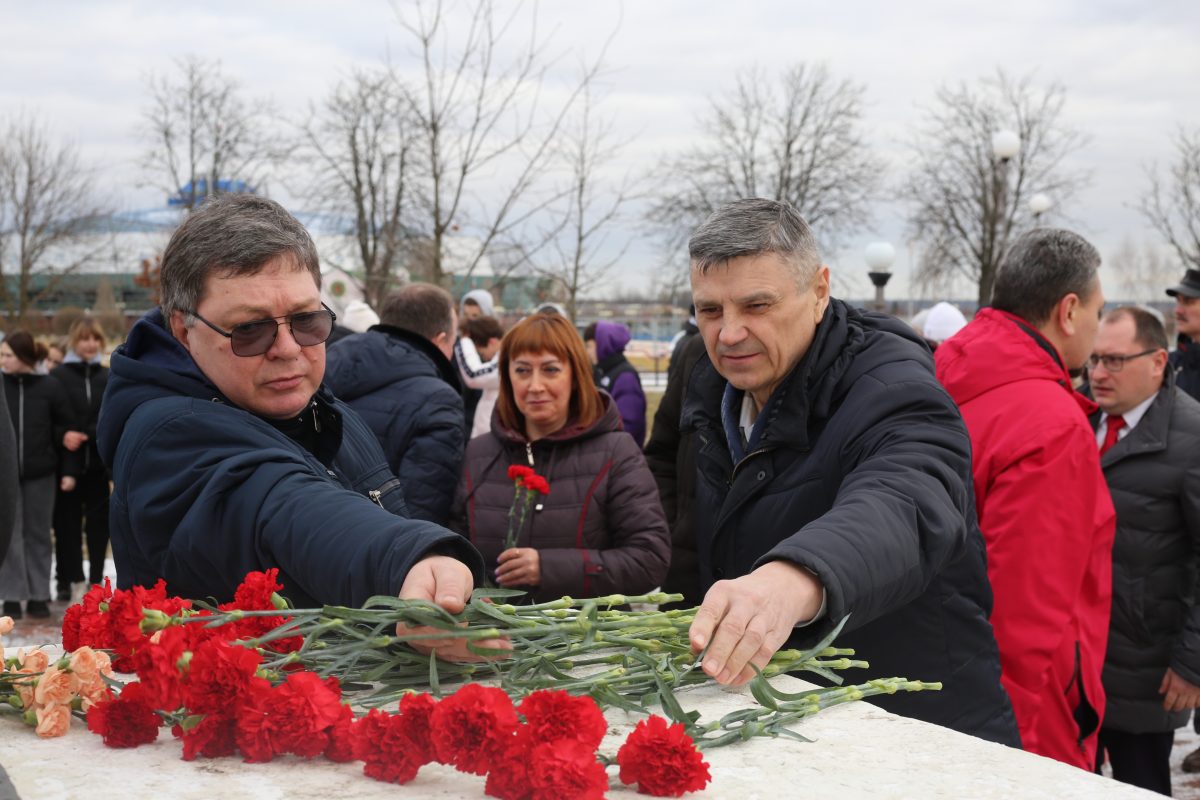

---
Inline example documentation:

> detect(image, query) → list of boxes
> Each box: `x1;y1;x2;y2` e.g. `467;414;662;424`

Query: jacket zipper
525;442;535;466
729;446;772;486
368;477;403;508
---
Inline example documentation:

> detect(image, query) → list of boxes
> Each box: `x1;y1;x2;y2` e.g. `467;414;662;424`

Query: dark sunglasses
189;303;337;357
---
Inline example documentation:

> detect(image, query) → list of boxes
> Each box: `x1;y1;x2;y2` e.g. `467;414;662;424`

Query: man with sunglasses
936;228;1115;770
1085;307;1200;795
97;195;486;654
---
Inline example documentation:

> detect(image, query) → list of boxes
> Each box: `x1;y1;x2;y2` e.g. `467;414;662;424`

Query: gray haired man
683;198;1018;745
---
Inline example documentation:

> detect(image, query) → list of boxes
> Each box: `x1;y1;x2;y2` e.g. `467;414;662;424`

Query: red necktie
1100;415;1125;456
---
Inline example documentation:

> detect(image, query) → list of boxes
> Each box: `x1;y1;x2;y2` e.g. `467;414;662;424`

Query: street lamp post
984;129;1021;305
864;242;896;314
1029;192;1052;222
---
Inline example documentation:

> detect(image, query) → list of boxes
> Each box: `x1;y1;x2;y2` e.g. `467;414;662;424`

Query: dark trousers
53;470;110;586
1095;727;1174;796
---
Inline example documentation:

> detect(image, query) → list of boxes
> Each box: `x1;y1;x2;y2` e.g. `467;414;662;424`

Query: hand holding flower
495;547;540;588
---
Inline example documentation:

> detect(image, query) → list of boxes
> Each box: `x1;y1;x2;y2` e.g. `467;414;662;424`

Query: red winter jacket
936;308;1115;770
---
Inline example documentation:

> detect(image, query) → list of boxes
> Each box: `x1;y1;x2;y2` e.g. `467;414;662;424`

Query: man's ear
812;265;832;319
168;310;193;354
1057;293;1081;337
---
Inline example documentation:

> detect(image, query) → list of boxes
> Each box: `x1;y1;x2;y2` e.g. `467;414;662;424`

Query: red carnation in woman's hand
86;682;161;749
617;715;711;797
507;465;536;482
517;689;607;750
522;475;550;496
431;683;520;776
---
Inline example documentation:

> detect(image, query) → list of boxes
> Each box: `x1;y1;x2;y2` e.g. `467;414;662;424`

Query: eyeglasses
188;304;337;357
1086;348;1158;373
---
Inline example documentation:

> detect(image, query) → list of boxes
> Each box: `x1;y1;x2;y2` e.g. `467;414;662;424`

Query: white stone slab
0;660;1157;800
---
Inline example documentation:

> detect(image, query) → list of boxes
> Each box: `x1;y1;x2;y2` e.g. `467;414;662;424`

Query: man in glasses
1087;307;1200;794
97;194;486;654
936;228;1116;770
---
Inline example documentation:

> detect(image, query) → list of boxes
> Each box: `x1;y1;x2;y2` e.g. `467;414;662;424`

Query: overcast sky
3;0;1198;299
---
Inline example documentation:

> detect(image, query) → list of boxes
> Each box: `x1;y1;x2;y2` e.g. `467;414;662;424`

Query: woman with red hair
449;312;669;601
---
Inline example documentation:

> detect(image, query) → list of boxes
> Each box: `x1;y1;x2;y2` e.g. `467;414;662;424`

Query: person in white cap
923;302;968;347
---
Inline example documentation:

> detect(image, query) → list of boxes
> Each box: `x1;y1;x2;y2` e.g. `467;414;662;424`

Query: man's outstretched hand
396;555;511;662
689;560;824;686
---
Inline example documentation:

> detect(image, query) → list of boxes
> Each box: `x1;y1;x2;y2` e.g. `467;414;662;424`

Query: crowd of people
2;192;1199;795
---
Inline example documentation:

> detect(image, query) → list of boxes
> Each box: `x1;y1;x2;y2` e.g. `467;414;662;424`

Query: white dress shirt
1095;392;1157;450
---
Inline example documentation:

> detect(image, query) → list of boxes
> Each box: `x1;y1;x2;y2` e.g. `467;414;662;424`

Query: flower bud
139;608;172;633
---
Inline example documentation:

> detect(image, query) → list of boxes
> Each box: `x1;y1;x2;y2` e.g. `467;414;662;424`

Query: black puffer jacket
51;357;109;475
326;326;466;525
2;372;79;480
449;393;670;602
680;298;1019;746
1090;373;1200;733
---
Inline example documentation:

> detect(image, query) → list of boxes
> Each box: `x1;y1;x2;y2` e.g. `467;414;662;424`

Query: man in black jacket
98;194;487;660
1167;269;1200;402
325;284;466;526
683;198;1018;746
1089;307;1200;794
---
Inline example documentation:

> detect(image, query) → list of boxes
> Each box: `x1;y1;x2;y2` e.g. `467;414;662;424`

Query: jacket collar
1090;370;1176;464
369;324;463;393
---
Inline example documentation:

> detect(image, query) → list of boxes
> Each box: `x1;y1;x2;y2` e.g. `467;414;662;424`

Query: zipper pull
525;442;534;466
312;400;321;433
368;489;384;507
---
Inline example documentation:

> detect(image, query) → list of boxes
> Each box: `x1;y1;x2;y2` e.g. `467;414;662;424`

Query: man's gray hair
688;198;822;283
160;194;321;319
991;229;1101;325
379;283;456;342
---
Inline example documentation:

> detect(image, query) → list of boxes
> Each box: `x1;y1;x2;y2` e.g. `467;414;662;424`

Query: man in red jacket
936;228;1116;770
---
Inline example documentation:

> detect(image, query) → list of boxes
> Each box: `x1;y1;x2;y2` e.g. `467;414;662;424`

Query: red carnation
617;715;711;796
176;714;239;761
105;580;192;670
61;603;83;651
235;671;344;762
74;580;116;652
220;569;302;652
182;637;264;715
430;683;519;776
518;689;607;750
523;475;550;496
485;726;535;800
351;707;425;784
86;682;161;749
129;625;190;711
528;739;608;800
323;703;356;763
507;465;535;482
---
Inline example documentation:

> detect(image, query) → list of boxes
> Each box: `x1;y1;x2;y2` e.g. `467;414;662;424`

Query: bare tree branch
393;0;601;288
1139;128;1200;271
533;75;647;319
648;62;883;282
294;69;420;308
0;115;110;317
902;70;1090;307
140;55;287;210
